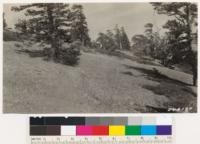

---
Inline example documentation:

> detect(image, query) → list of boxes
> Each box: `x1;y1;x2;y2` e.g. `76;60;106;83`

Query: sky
3;3;170;40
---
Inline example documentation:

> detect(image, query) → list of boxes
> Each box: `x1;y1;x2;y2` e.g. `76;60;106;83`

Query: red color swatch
92;126;109;135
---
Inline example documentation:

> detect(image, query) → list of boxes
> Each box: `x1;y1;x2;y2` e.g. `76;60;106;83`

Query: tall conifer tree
12;3;72;59
71;4;90;46
120;27;130;50
151;2;198;86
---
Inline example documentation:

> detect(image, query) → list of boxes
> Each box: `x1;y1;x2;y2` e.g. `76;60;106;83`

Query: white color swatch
61;126;76;136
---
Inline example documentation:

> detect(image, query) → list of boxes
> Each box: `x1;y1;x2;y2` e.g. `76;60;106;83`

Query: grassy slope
3;41;197;113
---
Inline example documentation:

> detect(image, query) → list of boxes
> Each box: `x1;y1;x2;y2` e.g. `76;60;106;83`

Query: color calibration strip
30;116;172;136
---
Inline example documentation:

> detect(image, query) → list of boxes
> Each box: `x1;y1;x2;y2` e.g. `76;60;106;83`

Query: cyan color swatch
141;125;156;135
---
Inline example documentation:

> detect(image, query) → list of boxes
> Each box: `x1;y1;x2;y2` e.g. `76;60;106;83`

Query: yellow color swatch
109;125;125;136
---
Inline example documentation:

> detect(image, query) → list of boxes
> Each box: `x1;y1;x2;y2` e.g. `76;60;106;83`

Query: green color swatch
125;126;141;135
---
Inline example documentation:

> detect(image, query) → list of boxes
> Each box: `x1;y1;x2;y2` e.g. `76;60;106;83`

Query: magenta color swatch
76;126;93;135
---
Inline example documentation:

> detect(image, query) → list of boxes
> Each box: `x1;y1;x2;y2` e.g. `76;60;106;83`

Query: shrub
58;41;81;65
82;45;95;53
43;47;52;58
15;43;22;48
3;30;19;41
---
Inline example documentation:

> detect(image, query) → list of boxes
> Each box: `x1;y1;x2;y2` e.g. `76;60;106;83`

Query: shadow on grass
123;64;197;113
120;71;137;77
134;57;161;67
96;49;161;67
15;48;80;67
123;64;191;86
15;49;46;58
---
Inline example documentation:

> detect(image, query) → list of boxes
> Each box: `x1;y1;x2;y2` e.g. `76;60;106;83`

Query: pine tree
106;30;118;51
114;25;122;49
15;19;28;34
144;23;153;36
144;23;154;55
120;27;130;50
96;30;118;51
70;4;91;46
131;34;149;55
151;2;198;86
12;3;72;59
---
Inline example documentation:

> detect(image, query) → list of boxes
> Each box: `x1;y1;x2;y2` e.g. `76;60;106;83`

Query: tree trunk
50;35;60;61
186;4;197;86
47;4;56;60
193;73;197;86
191;52;197;86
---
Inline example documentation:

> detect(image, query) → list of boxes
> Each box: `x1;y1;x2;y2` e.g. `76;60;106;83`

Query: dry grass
3;41;197;113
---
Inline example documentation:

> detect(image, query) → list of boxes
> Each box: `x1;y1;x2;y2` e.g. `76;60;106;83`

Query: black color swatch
30;117;45;125
30;117;86;125
30;126;47;135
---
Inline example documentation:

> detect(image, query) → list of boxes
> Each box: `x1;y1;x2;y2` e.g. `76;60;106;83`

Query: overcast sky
4;3;170;40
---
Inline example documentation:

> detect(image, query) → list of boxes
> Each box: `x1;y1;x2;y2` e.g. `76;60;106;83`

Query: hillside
3;41;197;113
